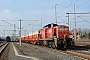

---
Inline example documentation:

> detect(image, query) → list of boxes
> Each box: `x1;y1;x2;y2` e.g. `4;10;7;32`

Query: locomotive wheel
39;41;43;46
48;42;52;48
41;42;44;46
63;42;67;49
52;42;55;49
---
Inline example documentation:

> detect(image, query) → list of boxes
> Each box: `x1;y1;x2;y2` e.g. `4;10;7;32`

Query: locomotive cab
55;25;72;49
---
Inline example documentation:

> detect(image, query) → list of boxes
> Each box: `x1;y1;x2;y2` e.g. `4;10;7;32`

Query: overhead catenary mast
74;4;76;40
55;4;58;24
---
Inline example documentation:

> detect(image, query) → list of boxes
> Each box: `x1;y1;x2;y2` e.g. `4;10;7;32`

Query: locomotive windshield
53;24;58;27
44;24;51;28
43;23;58;28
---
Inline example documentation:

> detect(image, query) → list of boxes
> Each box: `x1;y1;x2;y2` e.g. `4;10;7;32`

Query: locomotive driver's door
54;28;56;37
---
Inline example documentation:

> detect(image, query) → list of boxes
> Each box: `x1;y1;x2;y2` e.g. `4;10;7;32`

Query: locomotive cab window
44;24;51;28
53;24;58;27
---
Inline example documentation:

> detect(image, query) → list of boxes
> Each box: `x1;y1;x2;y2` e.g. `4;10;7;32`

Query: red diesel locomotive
17;23;73;49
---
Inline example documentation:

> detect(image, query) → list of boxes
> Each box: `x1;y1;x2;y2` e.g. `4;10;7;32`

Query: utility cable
78;16;90;23
41;0;63;18
22;20;38;29
43;0;79;23
68;0;90;13
58;16;68;24
2;20;19;29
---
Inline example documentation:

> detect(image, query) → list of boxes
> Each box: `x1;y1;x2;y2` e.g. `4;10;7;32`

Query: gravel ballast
14;42;85;60
0;43;9;60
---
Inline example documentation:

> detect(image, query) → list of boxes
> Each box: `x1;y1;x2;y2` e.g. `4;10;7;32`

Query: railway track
42;43;90;60
20;42;90;60
39;45;90;60
61;50;90;60
0;42;9;57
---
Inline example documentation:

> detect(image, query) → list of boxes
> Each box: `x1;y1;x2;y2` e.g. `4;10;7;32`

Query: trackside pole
20;19;21;46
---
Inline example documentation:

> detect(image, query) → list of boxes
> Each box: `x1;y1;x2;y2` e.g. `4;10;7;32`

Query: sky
0;0;90;37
